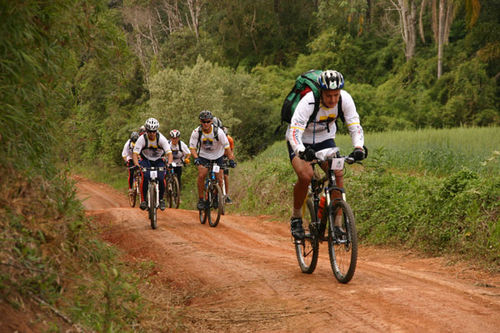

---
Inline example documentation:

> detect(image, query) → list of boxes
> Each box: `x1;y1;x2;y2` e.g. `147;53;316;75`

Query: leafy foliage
149;56;275;159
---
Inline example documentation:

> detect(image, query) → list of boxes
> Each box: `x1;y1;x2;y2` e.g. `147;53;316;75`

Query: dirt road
76;176;500;332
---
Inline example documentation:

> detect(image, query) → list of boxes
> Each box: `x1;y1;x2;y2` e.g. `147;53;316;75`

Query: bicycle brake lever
345;157;356;165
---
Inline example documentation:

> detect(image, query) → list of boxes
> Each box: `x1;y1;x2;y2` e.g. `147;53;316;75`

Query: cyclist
286;70;366;240
189;110;236;210
132;118;173;211
138;125;146;136
221;126;235;204
122;131;140;195
168;129;191;189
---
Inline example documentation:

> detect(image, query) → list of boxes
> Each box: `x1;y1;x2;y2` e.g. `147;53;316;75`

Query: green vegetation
230;127;500;269
2;0;499;329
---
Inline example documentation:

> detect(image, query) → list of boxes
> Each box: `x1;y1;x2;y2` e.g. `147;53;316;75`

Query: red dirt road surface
76;176;500;332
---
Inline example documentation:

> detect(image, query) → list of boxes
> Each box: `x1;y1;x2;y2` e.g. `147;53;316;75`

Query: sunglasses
147;130;157;133
201;120;212;124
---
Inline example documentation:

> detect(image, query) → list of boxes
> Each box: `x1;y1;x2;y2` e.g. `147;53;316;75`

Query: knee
296;168;313;182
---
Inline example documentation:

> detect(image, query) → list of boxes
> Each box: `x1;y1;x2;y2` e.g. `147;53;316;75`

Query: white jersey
189;125;230;160
169;140;190;165
133;132;172;161
286;90;364;153
121;139;134;161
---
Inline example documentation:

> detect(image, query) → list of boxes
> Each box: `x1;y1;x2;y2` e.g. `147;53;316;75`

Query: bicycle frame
199;161;224;227
295;147;358;283
204;162;220;192
143;166;165;209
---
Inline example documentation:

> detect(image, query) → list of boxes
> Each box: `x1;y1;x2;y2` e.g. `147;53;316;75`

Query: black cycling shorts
287;138;337;162
198;156;225;167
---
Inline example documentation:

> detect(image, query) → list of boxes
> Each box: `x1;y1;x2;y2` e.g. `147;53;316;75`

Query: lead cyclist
286;70;366;240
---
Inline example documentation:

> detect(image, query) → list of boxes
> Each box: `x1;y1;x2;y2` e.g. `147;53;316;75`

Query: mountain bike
295;148;358;283
142;166;166;230
128;166;141;208
198;161;224;227
165;163;180;209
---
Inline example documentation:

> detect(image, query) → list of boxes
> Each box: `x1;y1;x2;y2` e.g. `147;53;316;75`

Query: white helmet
169;129;180;138
144;118;159;131
318;70;344;90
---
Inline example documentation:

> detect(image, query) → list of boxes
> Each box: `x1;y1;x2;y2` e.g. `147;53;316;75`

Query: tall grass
335;126;499;176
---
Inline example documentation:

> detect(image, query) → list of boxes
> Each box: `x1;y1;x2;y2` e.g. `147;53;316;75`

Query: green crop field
230;127;500;269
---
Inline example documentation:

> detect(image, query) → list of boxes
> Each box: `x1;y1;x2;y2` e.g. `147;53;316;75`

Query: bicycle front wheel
171;175;180;209
208;183;223;227
327;200;357;283
165;179;173;208
149;183;157;230
199;187;208;224
295;198;319;274
129;177;138;207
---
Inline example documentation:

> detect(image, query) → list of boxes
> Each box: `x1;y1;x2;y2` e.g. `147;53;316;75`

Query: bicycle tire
166;179;173;208
129;177;138;207
149;183;157;230
128;172;139;208
208;183;223;227
327;200;357;283
199;187;208;224
172;175;180;209
295;198;319;274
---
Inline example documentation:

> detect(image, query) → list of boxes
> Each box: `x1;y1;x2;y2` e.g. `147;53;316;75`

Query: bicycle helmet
130;131;139;142
138;125;146;134
199;110;214;121
144;117;159;131
318;70;344;90
213;117;223;128
169;129;180;138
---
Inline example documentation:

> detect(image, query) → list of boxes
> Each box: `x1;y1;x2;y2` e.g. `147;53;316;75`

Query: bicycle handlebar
141;166;167;172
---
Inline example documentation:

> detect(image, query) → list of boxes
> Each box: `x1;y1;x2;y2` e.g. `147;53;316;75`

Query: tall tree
391;0;418;60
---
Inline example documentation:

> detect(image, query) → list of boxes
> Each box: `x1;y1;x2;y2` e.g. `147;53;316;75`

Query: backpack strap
334;95;345;131
196;125;219;154
140;132;163;159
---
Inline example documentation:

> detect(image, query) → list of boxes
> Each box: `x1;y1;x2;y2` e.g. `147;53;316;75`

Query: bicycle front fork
148;182;159;209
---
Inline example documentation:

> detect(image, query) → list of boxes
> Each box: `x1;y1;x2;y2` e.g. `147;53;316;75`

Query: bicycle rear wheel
327;200;357;283
149;183;157;230
295;198;319;274
208;184;223;227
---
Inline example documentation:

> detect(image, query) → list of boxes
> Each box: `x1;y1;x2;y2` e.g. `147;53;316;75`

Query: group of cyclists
122;69;367;242
122;110;236;213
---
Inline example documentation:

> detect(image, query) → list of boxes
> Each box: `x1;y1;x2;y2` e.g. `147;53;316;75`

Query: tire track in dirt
76;176;500;332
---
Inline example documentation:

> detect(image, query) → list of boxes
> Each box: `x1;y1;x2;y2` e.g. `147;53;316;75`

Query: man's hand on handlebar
298;148;316;162
228;159;237;168
350;146;367;161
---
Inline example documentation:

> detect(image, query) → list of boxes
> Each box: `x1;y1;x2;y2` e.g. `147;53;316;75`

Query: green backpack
280;69;343;127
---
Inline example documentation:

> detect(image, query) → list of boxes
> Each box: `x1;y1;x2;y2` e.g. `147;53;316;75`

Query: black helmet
130;131;139;142
199;110;214;121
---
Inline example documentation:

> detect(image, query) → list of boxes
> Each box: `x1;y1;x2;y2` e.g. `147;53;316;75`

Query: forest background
3;0;498;168
0;0;499;330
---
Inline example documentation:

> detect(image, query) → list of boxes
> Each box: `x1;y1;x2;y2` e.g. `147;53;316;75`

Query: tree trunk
437;0;445;78
419;0;426;43
443;1;455;45
393;0;417;61
431;0;438;42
